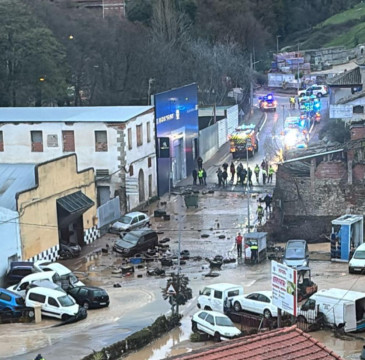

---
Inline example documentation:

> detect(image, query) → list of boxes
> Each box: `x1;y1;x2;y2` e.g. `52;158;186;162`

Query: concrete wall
0;207;21;287
17;155;97;261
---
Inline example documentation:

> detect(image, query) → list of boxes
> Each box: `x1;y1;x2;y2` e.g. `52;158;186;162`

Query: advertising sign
271;260;297;316
158;137;170;158
329;105;353;119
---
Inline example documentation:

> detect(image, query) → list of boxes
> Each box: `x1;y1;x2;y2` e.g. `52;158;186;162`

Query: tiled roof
327;66;362;87
337;89;365;104
166;326;344;360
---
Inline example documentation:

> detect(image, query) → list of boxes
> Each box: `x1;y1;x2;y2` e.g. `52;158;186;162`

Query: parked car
5;261;34;286
109;211;150;233
25;287;86;321
232;291;278;318
191;310;241;341
28;280;66;293
7;271;61;298
68;286;109;309
349;243;365;274
113;229;158;257
283;239;309;268
298;85;328;98
59;241;81;259
34;261;84;289
0;288;32;318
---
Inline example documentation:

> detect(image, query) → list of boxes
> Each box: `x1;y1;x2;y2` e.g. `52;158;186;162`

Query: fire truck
229;124;258;158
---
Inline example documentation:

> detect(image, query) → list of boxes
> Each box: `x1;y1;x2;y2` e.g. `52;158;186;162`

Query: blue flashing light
267;94;273;100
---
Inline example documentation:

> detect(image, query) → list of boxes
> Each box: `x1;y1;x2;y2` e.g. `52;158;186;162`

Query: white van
25;287;81;321
349;243;365;274
34;261;84;289
283;239;309;268
197;283;244;313
7;271;61;298
297;288;365;332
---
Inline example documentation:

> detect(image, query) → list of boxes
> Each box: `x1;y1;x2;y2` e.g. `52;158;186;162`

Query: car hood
349;258;365;267
111;221;129;230
115;239;135;250
283;258;307;267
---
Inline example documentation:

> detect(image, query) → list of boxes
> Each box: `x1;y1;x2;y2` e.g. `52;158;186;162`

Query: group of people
235;232;259;263
193;157;275;187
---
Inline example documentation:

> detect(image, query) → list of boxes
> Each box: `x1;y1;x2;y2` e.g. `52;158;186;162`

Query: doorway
173;138;184;181
138;169;145;203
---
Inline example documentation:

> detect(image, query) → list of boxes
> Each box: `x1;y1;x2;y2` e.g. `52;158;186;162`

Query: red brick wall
314;161;346;180
350;126;365;141
353;164;365;181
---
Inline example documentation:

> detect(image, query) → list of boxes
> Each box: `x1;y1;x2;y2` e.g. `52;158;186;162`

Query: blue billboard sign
154;84;199;195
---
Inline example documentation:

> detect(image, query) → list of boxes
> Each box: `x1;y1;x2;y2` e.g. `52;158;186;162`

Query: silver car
110;211;150;233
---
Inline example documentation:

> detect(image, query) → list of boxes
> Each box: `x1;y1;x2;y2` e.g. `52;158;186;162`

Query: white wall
0;207;21;287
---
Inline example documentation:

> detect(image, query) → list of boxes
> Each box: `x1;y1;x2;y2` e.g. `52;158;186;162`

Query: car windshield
93;290;107;297
119;216;132;225
215;316;234;327
16;297;25;306
285;248;305;259
58;295;75;307
120;233;139;244
354;250;365;259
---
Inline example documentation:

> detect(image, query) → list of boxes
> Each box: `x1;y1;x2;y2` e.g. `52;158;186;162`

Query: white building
0;106;157;212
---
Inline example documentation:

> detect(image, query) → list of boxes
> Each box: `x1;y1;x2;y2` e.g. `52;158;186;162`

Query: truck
197;283;244;313
229;124;258;158
297;288;365;332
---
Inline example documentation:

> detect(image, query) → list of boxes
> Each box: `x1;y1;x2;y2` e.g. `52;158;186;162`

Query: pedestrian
222;170;228;187
264;193;272;212
34;355;46;360
236;232;243;258
241;167;247;185
192;169;197;185
262;168;267;185
242;176;247;191
257;203;264;225
222;162;228;172
247;167;253;187
202;168;207;185
236;164;242;185
250;242;259;263
254;164;260;184
268;165;275;183
261;159;266;171
216;168;223;186
197;156;203;170
230;162;235;183
198;168;204;185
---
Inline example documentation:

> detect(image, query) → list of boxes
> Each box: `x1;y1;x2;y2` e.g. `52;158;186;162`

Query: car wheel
349;267;354;274
213;332;221;342
264;309;272;319
28;310;35;318
192;320;198;332
297;315;307;324
233;301;242;312
204;306;212;311
317;93;322;98
83;301;90;310
62;314;70;321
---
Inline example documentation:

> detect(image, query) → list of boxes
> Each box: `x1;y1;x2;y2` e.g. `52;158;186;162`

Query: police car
258;93;277;111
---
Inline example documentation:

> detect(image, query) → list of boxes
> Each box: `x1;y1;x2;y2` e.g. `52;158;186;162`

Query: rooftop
166;325;344;360
327;66;362;87
337;89;365;104
0;106;153;123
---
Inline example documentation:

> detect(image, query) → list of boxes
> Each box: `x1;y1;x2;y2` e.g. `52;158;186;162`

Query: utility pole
282;105;285;130
250;53;253;114
276;35;281;70
246;139;251;232
176;194;182;317
297;43;300;94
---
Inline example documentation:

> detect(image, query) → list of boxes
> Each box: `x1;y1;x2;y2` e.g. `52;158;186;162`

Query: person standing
217;168;223;187
250;242;259;263
198;168;204;185
262;168;267;185
268;165;275;183
236;232;243;258
247;167;253;187
254;164;260;184
241;167;247;185
202;168;207;185
264;193;272;212
236;164;242;185
230;162;235;183
197;156;203;170
222;162;228;172
222;169;228;187
192;169;197;185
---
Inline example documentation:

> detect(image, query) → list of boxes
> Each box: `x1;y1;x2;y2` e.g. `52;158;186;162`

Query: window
148;174;152;198
13;269;32;277
205;314;215;325
31;131;43;152
131;217;138;224
0;131;3;151
136;125;143;146
62;131;75;152
147;122;151;143
214;290;223;299
48;297;59;307
148;157;152;168
95;131;108;152
129;165;134;176
0;292;11;302
198;311;207;320
354;105;364;114
138;215;146;221
246;293;259;301
257;294;270;303
19;282;29;291
202;288;211;296
128;128;132;150
227;290;240;297
79;288;88;297
29;293;46;303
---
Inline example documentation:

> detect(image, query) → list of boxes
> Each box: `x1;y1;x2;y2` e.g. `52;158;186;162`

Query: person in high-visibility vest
250;242;259;263
198;169;204;185
268;165;275;183
254;164;260;184
257;204;264;225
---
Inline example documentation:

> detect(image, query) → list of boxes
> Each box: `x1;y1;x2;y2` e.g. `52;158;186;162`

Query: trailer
244;232;267;264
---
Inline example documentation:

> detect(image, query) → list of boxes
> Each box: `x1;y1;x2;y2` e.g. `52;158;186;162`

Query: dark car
113;229;158;257
59;242;81;259
5;261;34;286
0;288;32;318
68;286;109;309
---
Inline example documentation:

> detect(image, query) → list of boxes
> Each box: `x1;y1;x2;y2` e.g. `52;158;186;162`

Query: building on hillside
56;0;126;17
153;84;199;195
166;325;343;360
0;154;97;275
0;106;157;213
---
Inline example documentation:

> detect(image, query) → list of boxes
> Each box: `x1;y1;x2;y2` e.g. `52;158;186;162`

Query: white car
298;85;328;98
110;211;150;233
349;243;365;274
191;310;241;341
25;287;85;321
232;291;278;318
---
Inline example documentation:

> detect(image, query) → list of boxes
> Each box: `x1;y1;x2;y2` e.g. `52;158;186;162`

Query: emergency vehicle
258;93;277;111
229;124;258;158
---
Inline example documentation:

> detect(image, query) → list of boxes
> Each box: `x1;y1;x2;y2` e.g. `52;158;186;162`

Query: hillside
283;2;365;50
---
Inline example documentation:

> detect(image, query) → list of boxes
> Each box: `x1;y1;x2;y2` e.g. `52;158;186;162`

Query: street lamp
246;138;251;232
147;78;155;105
297;43;300;94
276;35;281;71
